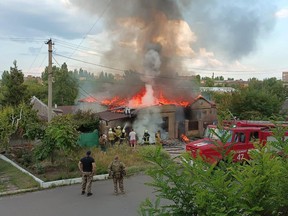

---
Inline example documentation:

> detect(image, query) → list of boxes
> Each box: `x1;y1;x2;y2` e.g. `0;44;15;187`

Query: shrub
139;132;288;215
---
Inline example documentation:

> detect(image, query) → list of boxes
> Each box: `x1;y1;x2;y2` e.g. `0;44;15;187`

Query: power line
0;36;46;42
54;53;125;72
54;39;106;54
28;43;44;73
65;0;112;62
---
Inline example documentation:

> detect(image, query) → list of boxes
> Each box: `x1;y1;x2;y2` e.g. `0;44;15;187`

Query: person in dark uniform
143;130;150;145
78;150;96;196
119;129;126;145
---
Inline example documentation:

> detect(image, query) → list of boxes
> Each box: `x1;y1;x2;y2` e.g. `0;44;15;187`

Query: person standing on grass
78;150;96;197
99;133;107;154
108;128;116;147
108;155;126;195
129;128;137;148
155;130;162;146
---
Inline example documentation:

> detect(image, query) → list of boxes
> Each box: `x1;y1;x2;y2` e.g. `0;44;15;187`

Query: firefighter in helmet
120;129;126;145
114;126;122;145
143;129;150;145
108;128;116;147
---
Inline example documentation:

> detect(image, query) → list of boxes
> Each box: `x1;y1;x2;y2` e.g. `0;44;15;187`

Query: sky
0;0;288;81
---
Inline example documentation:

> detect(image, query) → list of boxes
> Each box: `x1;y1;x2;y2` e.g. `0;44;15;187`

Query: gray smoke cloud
72;0;277;102
70;0;277;61
186;0;277;60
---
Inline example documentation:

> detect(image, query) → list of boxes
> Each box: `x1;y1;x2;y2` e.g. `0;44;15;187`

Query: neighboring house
185;95;217;137
31;96;59;121
200;87;236;93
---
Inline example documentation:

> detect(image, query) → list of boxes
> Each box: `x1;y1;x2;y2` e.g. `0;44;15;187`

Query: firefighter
155;130;162;146
120;129;126;145
143;130;150;145
114;126;122;145
108;128;116;147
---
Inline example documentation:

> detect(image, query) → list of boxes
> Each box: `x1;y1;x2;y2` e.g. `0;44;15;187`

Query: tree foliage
0;61;27;106
15;102;45;140
24;78;47;102
0;106;16;151
209;78;288;120
140;130;288;215
42;63;78;105
72;109;99;133
34;115;79;164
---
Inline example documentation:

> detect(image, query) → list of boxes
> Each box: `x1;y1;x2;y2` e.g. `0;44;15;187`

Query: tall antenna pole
46;39;53;122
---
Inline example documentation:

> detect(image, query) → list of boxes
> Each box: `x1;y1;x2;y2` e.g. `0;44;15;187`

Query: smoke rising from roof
72;0;277;102
70;0;276;62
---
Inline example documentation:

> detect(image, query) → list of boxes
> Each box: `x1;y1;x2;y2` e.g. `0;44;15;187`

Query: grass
0;159;39;193
0;144;169;195
4;143;170;183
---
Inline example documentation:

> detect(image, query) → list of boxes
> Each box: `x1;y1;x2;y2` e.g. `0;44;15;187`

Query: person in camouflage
108;155;126;195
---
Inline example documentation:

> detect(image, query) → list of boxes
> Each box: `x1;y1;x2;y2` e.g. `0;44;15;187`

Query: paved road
0;174;158;216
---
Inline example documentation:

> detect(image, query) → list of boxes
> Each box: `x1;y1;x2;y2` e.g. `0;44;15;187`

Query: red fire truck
185;124;288;164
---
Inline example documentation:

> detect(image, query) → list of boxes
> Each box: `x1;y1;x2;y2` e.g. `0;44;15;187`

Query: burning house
74;0;222;140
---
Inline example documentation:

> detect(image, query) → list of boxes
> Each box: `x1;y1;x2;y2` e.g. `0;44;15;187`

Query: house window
162;117;169;131
188;121;198;130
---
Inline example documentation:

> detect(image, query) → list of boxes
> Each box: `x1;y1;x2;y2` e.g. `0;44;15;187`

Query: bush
139;141;288;215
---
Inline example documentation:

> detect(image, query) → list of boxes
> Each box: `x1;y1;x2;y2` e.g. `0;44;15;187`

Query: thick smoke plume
71;0;277;92
71;0;277;138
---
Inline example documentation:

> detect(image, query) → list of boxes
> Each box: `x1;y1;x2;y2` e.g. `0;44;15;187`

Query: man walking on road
78;150;96;196
108;155;126;195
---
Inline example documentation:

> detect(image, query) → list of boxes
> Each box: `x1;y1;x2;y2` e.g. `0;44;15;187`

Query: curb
0;154;109;196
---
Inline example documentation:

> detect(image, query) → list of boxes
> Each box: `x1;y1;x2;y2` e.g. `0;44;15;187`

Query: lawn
0;159;39;193
5;144;167;182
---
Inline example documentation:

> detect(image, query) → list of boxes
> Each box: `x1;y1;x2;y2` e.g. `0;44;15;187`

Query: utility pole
46;39;53;122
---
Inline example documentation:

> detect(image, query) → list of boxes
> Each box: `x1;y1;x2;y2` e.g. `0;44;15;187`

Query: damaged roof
97;108;136;122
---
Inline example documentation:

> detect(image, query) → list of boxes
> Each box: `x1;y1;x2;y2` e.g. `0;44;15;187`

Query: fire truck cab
186;125;288;164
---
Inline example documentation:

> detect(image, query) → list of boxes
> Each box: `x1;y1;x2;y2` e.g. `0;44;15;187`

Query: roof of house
97;107;137;121
190;95;216;106
30;96;58;121
97;110;131;121
200;87;236;92
57;105;77;115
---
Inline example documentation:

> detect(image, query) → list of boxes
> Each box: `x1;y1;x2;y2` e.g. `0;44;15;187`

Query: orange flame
101;87;191;108
78;96;97;103
181;134;190;143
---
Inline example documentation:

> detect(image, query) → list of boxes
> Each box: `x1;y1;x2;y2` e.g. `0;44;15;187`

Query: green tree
202;77;214;87
0;61;27;106
230;87;282;120
34;115;79;165
42;63;78;106
72;109;99;133
15;102;45;141
210;92;233;119
24;78;47;102
0;106;16;152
